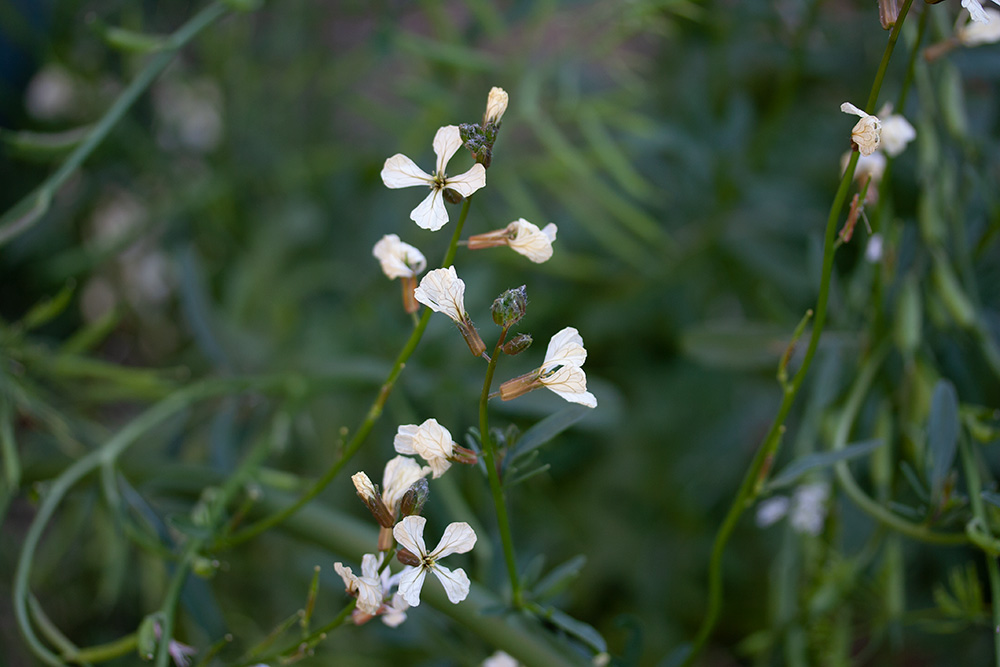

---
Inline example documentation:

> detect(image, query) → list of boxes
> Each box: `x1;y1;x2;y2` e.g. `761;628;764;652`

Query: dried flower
381;126;487;231
841;102;881;156
393;516;477;606
394;419;456;478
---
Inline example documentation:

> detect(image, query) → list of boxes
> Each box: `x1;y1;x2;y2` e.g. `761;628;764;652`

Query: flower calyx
491;285;528;327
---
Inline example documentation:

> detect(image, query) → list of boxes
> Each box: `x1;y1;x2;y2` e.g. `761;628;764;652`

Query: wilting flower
393;515;477;606
499;327;597;408
394;419;455;478
963;0;1000;23
373;234;426;279
484;87;509;125
381;126;487;231
841;102;881;156
413;267;486;356
468;219;558;263
876;104;916;157
382;455;432;513
958;7;1000;42
335;553;383;615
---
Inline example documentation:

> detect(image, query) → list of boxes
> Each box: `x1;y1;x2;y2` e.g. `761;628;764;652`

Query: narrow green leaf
767;439;883;491
927;380;960;498
101;26;168;53
531;555;586;602
0;126;92;160
19;282;76;332
508;404;590;462
538;606;607;653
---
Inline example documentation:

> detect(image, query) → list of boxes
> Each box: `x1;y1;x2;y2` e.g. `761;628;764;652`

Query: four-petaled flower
468;219;558;263
499;327;597;408
381;126;487;231
373;234;426;279
393;515;477;606
840;102;881;156
334;553;383;615
394;418;456;478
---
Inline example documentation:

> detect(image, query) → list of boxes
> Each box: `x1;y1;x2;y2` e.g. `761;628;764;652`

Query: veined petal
413;267;465;322
430;563;471;604
444;163;486;197
963;0;990;23
393;424;420;456
430;521;477;559
410;418;454;478
382;455;431;512
542;327;587;369
840;102;866;118
432;125;464;176
393;515;429;557
508;219;556;263
397;565;428;607
373;234;426;279
355;575;383;615
540;223;557;242
541;365;597;408
361;553;382;580
381;154;433;189
381;592;409;627
334;562;358;593
411;189;449;231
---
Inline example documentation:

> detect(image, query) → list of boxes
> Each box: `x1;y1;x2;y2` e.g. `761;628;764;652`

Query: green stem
478;327;522;607
0;2;232;247
680;4;913;663
220;198;473;548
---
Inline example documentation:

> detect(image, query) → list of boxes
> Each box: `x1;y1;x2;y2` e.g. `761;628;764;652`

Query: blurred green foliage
1;0;999;665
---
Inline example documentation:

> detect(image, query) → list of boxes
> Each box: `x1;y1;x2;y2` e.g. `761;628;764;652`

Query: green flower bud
491;285;528;327
399;478;430;518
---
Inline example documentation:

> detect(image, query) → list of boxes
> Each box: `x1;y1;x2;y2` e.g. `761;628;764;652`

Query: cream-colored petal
334;562;358;593
410;188;449;232
381;154;433;189
361;553;382;580
443;164;486;197
541;365;597;408
958;8;1000;43
542;327;587;369
393;424;420;456
432;125;464;176
351;471;377;502
880;114;916;157
413;267;465;321
430;563;471;604
381;593;409;627
396;565;428;607
541;223;557;242
508;219;555;263
484;87;508;124
382;455;431;512
414;419;454;460
429;521;477;559
850;115;881;156
373;234;426;279
355;574;383;615
840;102;866;118
393;515;428;556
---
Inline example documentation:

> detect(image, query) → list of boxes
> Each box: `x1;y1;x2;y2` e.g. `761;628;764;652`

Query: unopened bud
396;548;421;567
502;333;532;356
137;614;159;660
399;478;430;517
450;444;478;465
352;471;394;528
456;318;487;357
491;286;527;327
443;188;464;205
484;87;508;125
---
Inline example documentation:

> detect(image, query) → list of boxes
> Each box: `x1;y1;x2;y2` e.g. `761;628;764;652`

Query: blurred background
1;0;999;665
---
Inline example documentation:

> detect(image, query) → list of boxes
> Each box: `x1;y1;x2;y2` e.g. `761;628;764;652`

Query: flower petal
542;327;587;369
396;565;427;607
393;515;428;557
373;234;426;279
381;154;433;189
840;102;865;118
429;563;471;604
410;188;449;231
541;365;597;408
334;562;358;593
508;219;555;263
429;521;477;559
413;267;465;321
393;424;420;456
444;164;486;197
432;125;463;176
382;455;431;512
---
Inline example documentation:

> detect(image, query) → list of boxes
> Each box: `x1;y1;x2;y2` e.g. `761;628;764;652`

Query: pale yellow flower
484;87;509;124
840;102;881;156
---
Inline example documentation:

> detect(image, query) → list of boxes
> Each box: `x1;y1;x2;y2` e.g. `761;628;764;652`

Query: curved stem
220;198;473;548
479;327;523;607
681;4;914;663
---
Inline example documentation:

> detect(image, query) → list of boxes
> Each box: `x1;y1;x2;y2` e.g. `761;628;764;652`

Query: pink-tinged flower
499;327;597;408
467;219;558;263
840;102;881;156
393;516;477;606
394;419;455;478
381;126;487;231
334;553;383;615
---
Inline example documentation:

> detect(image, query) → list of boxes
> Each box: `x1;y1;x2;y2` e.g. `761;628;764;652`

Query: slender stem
220;199;473;548
680;5;913;663
0;2;232;247
479;326;522;607
960;438;1000;667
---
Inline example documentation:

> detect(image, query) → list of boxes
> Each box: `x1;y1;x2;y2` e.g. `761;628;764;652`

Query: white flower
876;104;916;158
381;455;431;512
962;0;1000;23
468;219;558;263
381;125;487;231
394;419;455;478
413;266;466;323
393;515;477;606
789;482;830;536
865;234;884;263
25;64;76;120
373;234;427;279
351;471;377;503
483;650;521;667
334;553;383;615
538;327;597;407
381;590;410;628
755;496;790;527
484;87;509;124
958;7;1000;42
840;102;881;156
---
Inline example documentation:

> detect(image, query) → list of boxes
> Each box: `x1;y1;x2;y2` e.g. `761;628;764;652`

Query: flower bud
450;444;479;465
442;188;464;205
396;547;421;567
502;333;532;356
484;87;508;125
491;285;528;327
352;471;394;528
399;477;430;517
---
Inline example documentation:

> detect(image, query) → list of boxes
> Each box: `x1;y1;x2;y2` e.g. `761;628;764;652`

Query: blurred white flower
875;104;916;158
334;553;383;615
393;515;476;606
121;249;174;307
958;7;1000;42
483;650;520;667
468;219;558;263
154;77;223;153
865;234;885;263
25;64;77;120
841;102;881;156
373;234;426;279
790;482;830;536
394;419;455;478
499;327;597;408
484;87;509;124
381;125;487;231
755;496;790;527
413;266;466;322
381;455;431;512
963;0;1000;23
